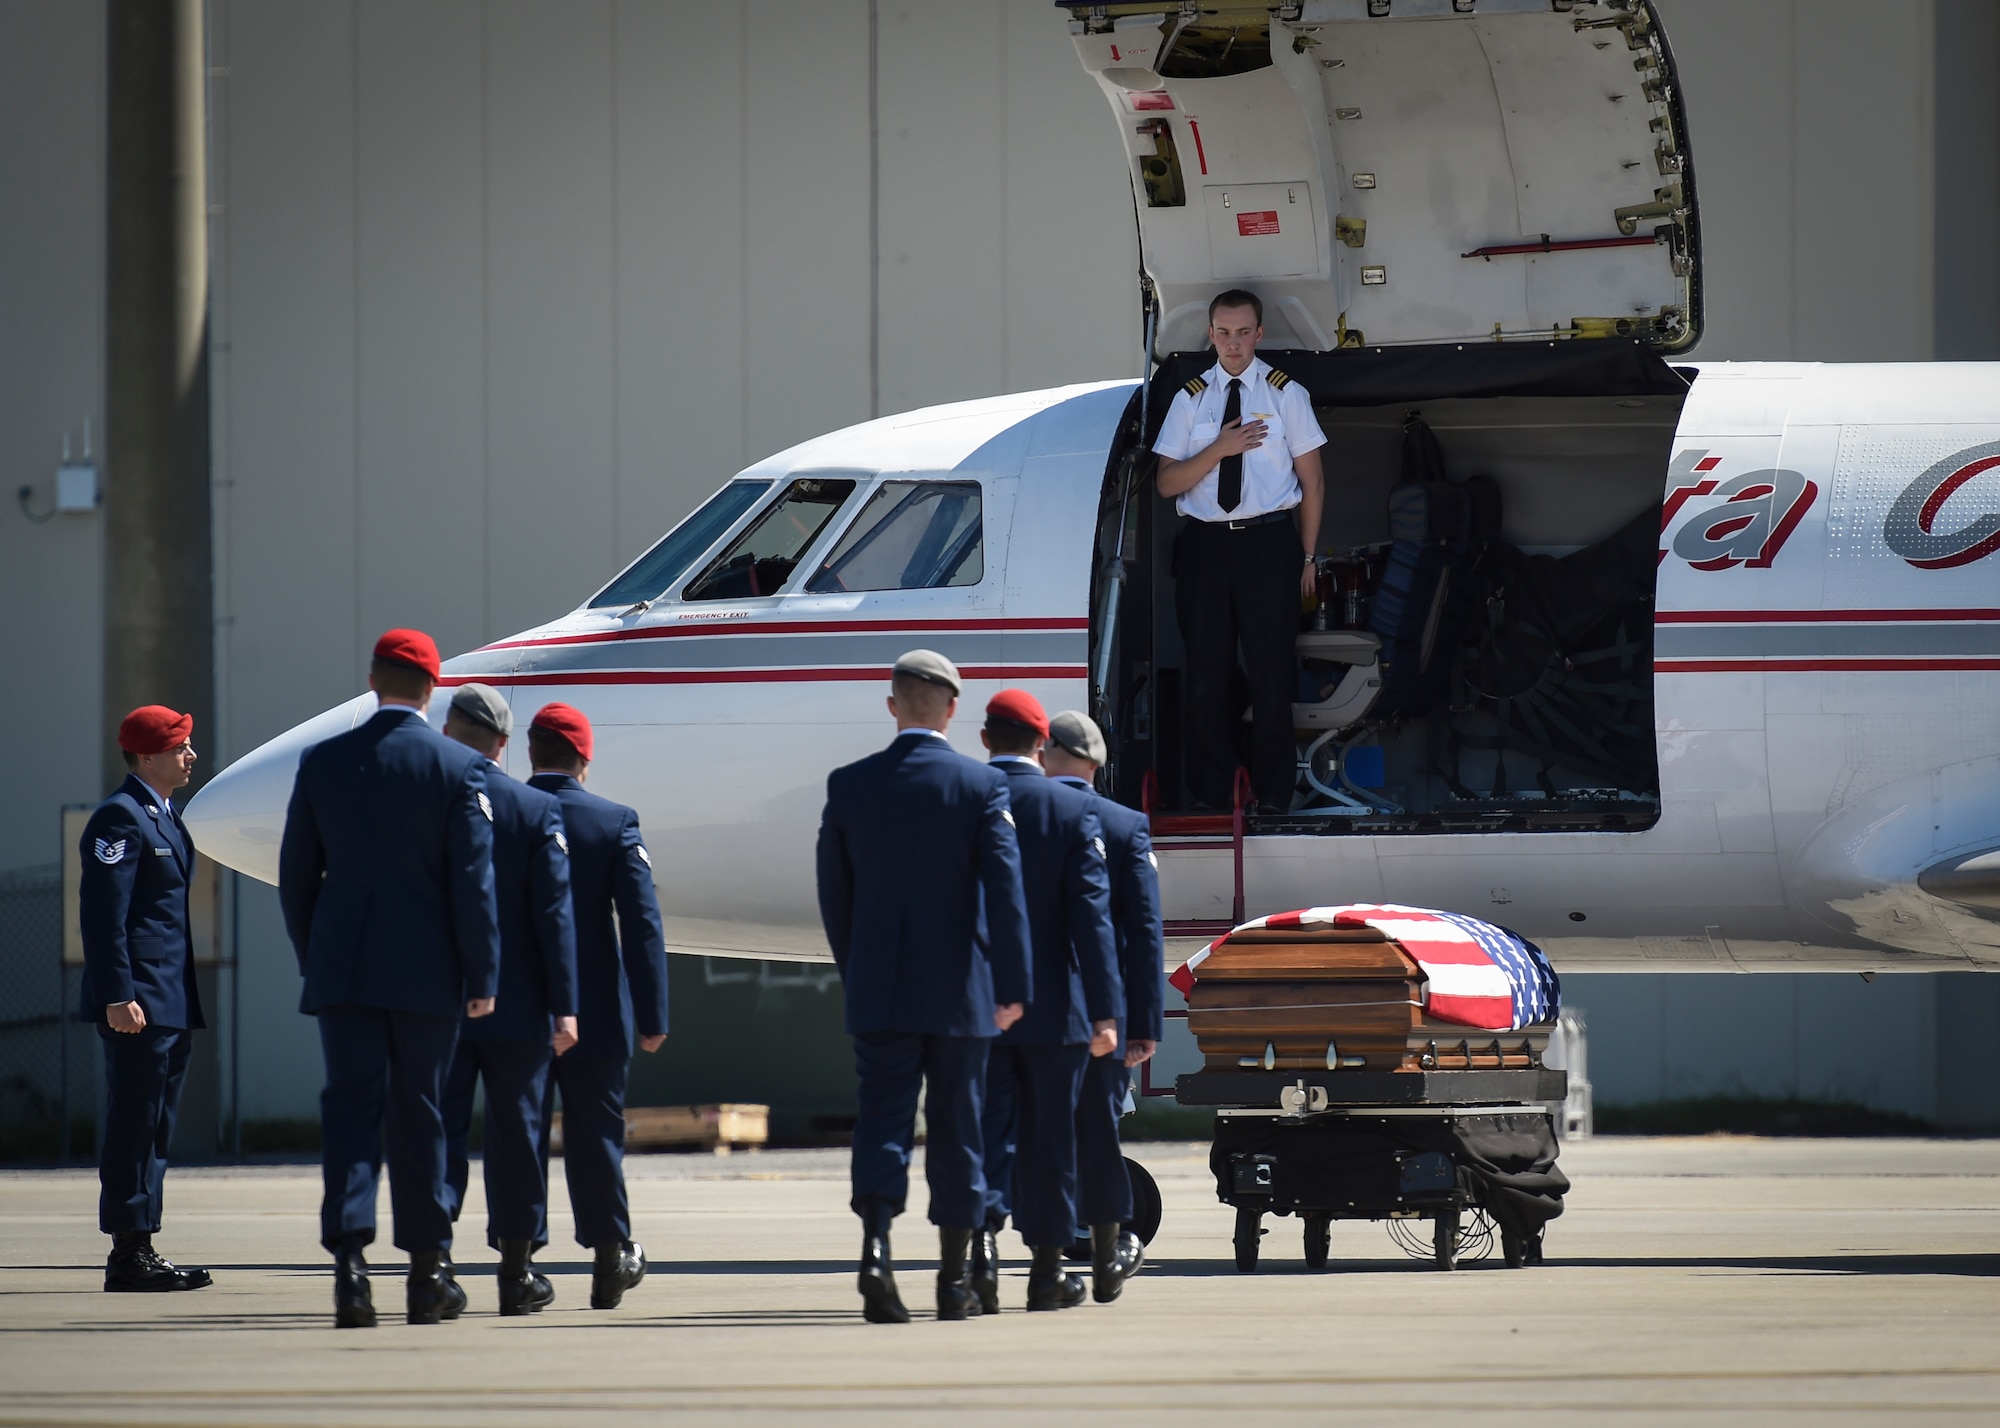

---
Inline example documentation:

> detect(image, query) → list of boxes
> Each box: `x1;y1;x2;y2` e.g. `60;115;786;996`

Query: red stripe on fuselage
438;664;1089;689
1657;609;2000;624
476;615;1090;653
1657;657;2000;673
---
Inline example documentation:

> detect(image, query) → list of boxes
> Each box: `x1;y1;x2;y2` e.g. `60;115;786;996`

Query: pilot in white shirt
1152;288;1326;812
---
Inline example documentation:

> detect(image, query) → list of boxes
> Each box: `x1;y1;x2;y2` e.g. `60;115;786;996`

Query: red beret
531;702;594;762
373;627;441;681
118;705;193;756
985;688;1049;739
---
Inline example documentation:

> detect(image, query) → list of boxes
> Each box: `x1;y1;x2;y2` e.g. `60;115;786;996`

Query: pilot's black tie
1218;377;1244;513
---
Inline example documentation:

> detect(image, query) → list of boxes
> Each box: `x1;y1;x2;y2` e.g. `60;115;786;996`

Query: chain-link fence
0;865;78;1159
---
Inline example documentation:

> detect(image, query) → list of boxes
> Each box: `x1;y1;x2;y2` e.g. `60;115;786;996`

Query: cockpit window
681;477;857;601
588;480;769;608
805;481;983;593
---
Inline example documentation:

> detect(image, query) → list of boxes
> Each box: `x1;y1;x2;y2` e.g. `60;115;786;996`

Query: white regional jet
191;0;2000;977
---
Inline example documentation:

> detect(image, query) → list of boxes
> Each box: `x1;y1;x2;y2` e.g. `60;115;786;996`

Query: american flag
1168;903;1559;1032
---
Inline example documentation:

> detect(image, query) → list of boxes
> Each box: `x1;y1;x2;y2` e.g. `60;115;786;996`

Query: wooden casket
1184;924;1553;1074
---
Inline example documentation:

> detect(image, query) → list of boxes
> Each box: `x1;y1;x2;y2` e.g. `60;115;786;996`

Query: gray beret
892;648;961;695
449;682;514;737
1049;709;1107;765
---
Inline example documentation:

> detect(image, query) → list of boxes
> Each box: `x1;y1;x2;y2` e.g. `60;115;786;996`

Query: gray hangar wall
0;0;1996;1133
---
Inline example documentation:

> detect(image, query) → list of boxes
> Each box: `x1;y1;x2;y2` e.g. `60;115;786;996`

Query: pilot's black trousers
97;1023;192;1236
1175;515;1303;809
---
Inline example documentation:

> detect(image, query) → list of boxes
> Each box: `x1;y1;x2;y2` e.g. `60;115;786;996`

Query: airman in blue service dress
78;705;212;1292
971;689;1120;1313
436;684;578;1316
278;629;502;1328
524;701;670;1312
1047;709;1163;1303
815;650;1033;1324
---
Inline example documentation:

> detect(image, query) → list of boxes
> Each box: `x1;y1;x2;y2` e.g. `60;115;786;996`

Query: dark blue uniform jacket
991;759;1119;1047
278;708;501;1018
815;730;1033;1038
526;772;668;1059
77;775;207;1030
1055;776;1163;1042
466;769;578;1044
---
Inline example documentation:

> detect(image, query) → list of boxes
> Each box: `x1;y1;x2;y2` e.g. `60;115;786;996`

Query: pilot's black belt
1196;507;1296;532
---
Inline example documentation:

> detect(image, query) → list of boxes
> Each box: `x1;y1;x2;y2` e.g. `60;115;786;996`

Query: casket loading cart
1165;909;1570;1272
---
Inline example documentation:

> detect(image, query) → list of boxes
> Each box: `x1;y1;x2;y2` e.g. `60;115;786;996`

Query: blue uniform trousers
980;1042;1088;1248
442;1037;555;1248
97;1024;192;1236
544;1052;632;1249
317;1006;460;1253
1074;1051;1133;1227
850;1032;989;1230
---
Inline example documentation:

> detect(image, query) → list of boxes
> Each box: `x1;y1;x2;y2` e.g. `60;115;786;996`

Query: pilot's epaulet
1181;375;1208;398
1267;368;1294;390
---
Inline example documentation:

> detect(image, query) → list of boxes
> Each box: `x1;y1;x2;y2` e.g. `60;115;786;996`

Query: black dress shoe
590;1240;646;1310
855;1198;909;1325
499;1266;555;1316
1090;1224;1144;1304
968;1224;1000;1315
935;1227;981;1321
105;1237;211;1293
498;1238;555;1316
1025;1245;1086;1311
334;1248;376;1329
407;1250;458;1325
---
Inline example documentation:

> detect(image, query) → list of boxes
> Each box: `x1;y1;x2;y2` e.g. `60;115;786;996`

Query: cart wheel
1303;1215;1331;1270
1125;1157;1163;1246
1433;1210;1459;1271
1233;1206;1263;1273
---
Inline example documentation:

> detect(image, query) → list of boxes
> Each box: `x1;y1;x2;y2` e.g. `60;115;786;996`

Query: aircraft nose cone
184;694;374;885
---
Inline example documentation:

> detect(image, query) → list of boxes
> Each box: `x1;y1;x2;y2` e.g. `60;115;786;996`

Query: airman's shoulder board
1267;368;1294;390
1181;375;1208;398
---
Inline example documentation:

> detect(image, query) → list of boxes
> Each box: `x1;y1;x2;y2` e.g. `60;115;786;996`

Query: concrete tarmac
1;1136;1996;1425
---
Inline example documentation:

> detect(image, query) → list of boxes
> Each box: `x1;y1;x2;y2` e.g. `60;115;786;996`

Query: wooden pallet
550;1103;770;1155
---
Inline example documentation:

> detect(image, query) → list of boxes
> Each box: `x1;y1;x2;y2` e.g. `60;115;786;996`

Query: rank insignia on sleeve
1181;375;1208;398
635;844;652;867
1267;368;1293;389
553;830;568;855
1148;850;1159;870
1092;836;1106;860
477;792;494;822
1001;808;1016;827
94;838;127;865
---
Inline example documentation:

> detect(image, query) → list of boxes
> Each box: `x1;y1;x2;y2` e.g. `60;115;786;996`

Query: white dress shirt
1151;355;1327;523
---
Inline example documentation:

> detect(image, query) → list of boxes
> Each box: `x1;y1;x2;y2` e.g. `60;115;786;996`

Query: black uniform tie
1218;377;1244;513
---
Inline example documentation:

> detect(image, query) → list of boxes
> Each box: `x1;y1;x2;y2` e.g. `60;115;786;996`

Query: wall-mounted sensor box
56;461;99;512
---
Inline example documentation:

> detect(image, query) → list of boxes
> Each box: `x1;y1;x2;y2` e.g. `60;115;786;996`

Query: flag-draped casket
1171;904;1561;1075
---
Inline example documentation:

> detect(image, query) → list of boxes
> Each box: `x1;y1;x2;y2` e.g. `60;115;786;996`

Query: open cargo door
1059;0;1700;356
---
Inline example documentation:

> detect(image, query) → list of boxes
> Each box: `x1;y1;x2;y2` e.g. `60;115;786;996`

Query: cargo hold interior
1096;340;1690;834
